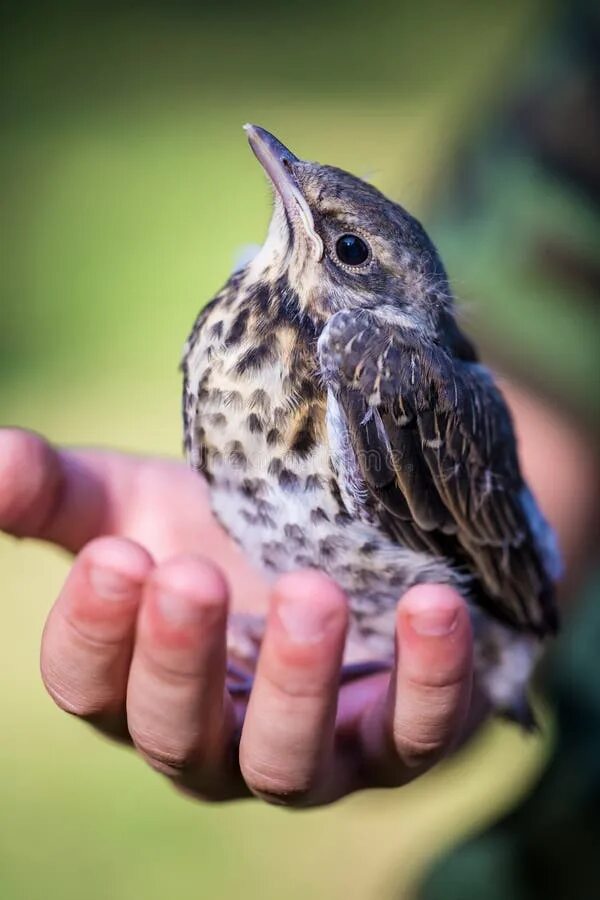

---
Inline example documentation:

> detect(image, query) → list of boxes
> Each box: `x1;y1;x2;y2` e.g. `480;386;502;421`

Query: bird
182;124;562;726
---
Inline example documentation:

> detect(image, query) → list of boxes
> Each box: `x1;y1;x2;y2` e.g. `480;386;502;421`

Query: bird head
244;124;452;330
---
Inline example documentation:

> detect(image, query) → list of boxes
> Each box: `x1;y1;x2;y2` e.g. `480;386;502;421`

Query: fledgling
182;125;561;725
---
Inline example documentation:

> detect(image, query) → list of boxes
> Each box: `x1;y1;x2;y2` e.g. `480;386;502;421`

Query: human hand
1;428;483;806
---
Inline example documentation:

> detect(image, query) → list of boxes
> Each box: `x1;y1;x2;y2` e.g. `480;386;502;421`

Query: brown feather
319;308;558;636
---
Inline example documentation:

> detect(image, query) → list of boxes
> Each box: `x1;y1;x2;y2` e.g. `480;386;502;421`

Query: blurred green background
0;2;563;898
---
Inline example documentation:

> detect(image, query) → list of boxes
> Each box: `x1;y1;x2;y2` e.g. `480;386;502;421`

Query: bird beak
243;124;324;261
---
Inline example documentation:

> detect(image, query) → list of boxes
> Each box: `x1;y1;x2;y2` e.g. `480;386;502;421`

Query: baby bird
182;125;561;725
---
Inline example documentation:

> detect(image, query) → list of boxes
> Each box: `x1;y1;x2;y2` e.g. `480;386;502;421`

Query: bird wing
318;308;559;635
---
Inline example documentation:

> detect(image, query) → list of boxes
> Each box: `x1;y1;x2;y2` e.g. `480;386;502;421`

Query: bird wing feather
318;308;559;635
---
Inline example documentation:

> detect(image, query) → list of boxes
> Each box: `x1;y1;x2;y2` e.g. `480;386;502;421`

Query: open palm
1;428;480;805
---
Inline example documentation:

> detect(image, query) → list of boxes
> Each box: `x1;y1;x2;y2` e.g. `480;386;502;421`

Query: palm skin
1;427;484;805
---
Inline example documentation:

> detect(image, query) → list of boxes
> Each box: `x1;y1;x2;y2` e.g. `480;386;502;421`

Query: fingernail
408;604;458;637
277;597;330;644
156;592;200;626
89;566;133;602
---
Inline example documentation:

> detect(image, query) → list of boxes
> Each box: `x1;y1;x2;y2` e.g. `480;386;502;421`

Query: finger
40;536;153;736
0;428;105;549
239;571;348;806
361;585;473;783
0;427;211;555
126;555;239;797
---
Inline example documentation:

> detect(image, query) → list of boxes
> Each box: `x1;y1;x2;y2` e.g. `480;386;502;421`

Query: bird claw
339;660;392;684
226;661;255;696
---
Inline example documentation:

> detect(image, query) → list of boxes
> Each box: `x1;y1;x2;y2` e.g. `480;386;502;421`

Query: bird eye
335;234;370;266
